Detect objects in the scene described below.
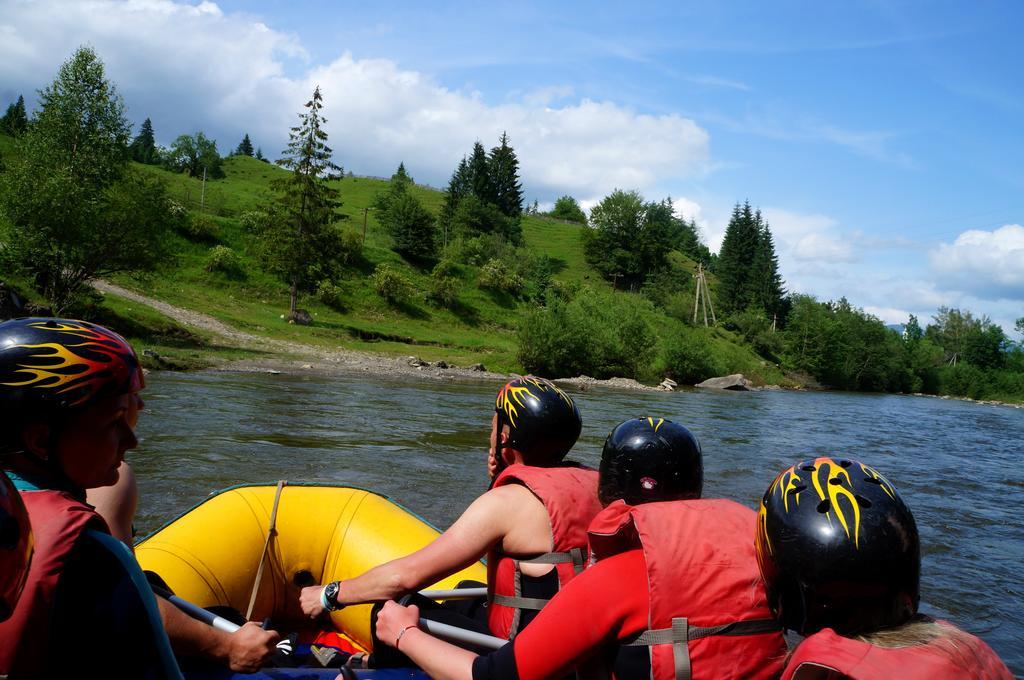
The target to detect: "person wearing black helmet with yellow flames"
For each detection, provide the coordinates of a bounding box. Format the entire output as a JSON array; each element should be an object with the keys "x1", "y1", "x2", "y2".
[
  {"x1": 301, "y1": 375, "x2": 599, "y2": 643},
  {"x1": 374, "y1": 417, "x2": 787, "y2": 680},
  {"x1": 0, "y1": 317, "x2": 279, "y2": 677},
  {"x1": 757, "y1": 457, "x2": 1011, "y2": 679}
]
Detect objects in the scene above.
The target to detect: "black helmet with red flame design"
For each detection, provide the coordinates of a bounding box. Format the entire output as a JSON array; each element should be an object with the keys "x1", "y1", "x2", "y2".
[
  {"x1": 0, "y1": 318, "x2": 144, "y2": 450},
  {"x1": 598, "y1": 418, "x2": 703, "y2": 506},
  {"x1": 0, "y1": 470, "x2": 33, "y2": 621},
  {"x1": 756, "y1": 457, "x2": 920, "y2": 636},
  {"x1": 494, "y1": 376, "x2": 581, "y2": 465}
]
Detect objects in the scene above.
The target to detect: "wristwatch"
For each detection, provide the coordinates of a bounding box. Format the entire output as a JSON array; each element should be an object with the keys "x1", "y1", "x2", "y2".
[{"x1": 321, "y1": 581, "x2": 343, "y2": 611}]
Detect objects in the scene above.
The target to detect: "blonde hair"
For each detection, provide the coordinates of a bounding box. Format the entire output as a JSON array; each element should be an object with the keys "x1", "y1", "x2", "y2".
[
  {"x1": 856, "y1": 617, "x2": 949, "y2": 648},
  {"x1": 854, "y1": 617, "x2": 990, "y2": 668}
]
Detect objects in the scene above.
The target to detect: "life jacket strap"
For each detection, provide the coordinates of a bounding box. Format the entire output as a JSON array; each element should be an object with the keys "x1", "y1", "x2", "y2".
[
  {"x1": 623, "y1": 617, "x2": 780, "y2": 680},
  {"x1": 489, "y1": 547, "x2": 586, "y2": 638}
]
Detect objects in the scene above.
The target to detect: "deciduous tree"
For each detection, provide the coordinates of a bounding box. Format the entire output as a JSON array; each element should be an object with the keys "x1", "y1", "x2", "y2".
[
  {"x1": 0, "y1": 47, "x2": 172, "y2": 313},
  {"x1": 551, "y1": 195, "x2": 586, "y2": 224},
  {"x1": 164, "y1": 131, "x2": 224, "y2": 178}
]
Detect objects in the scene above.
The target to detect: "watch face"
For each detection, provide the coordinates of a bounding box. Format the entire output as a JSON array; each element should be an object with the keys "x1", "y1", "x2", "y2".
[{"x1": 325, "y1": 582, "x2": 339, "y2": 604}]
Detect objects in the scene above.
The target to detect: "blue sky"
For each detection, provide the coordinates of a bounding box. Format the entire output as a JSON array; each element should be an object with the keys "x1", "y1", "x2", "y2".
[{"x1": 1, "y1": 0, "x2": 1021, "y2": 332}]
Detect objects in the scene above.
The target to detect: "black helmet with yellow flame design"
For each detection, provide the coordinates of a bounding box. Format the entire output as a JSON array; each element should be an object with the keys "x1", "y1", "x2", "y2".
[
  {"x1": 756, "y1": 457, "x2": 920, "y2": 636},
  {"x1": 494, "y1": 376, "x2": 581, "y2": 465},
  {"x1": 598, "y1": 417, "x2": 703, "y2": 506},
  {"x1": 0, "y1": 318, "x2": 144, "y2": 448},
  {"x1": 0, "y1": 470, "x2": 32, "y2": 621}
]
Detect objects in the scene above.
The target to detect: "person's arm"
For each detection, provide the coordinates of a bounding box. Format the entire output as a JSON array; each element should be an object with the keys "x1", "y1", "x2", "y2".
[
  {"x1": 300, "y1": 485, "x2": 529, "y2": 616},
  {"x1": 87, "y1": 461, "x2": 138, "y2": 548},
  {"x1": 375, "y1": 550, "x2": 649, "y2": 680},
  {"x1": 156, "y1": 597, "x2": 281, "y2": 673}
]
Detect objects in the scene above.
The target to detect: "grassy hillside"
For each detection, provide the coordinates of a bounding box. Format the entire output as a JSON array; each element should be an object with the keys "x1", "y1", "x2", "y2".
[{"x1": 1, "y1": 132, "x2": 780, "y2": 382}]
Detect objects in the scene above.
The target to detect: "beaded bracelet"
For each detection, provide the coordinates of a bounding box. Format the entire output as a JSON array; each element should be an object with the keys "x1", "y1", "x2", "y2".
[{"x1": 395, "y1": 624, "x2": 419, "y2": 649}]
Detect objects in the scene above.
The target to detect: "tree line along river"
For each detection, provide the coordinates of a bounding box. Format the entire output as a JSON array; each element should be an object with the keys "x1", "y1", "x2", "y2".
[{"x1": 129, "y1": 371, "x2": 1024, "y2": 673}]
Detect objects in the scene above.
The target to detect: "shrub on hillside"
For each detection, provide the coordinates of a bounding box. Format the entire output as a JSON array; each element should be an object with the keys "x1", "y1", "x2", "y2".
[
  {"x1": 426, "y1": 276, "x2": 459, "y2": 309},
  {"x1": 517, "y1": 289, "x2": 658, "y2": 380},
  {"x1": 446, "y1": 234, "x2": 515, "y2": 267},
  {"x1": 432, "y1": 258, "x2": 461, "y2": 280},
  {"x1": 204, "y1": 245, "x2": 244, "y2": 278},
  {"x1": 726, "y1": 308, "x2": 782, "y2": 361},
  {"x1": 178, "y1": 213, "x2": 219, "y2": 243},
  {"x1": 478, "y1": 258, "x2": 524, "y2": 295},
  {"x1": 372, "y1": 264, "x2": 415, "y2": 305},
  {"x1": 239, "y1": 210, "x2": 270, "y2": 233},
  {"x1": 316, "y1": 279, "x2": 345, "y2": 310},
  {"x1": 661, "y1": 326, "x2": 724, "y2": 385}
]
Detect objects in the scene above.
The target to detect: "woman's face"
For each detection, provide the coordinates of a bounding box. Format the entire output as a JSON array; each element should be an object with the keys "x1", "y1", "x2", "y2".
[{"x1": 53, "y1": 390, "x2": 143, "y2": 489}]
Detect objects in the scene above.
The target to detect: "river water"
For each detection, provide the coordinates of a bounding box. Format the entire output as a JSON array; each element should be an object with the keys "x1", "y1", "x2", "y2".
[{"x1": 129, "y1": 371, "x2": 1024, "y2": 673}]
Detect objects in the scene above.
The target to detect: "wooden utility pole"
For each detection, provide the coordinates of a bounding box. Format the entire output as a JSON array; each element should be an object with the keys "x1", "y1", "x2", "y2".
[
  {"x1": 692, "y1": 263, "x2": 717, "y2": 327},
  {"x1": 200, "y1": 166, "x2": 207, "y2": 213},
  {"x1": 362, "y1": 207, "x2": 370, "y2": 244}
]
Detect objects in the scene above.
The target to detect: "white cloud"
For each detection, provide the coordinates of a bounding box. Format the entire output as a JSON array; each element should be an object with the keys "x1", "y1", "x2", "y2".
[
  {"x1": 929, "y1": 224, "x2": 1024, "y2": 300},
  {"x1": 761, "y1": 208, "x2": 856, "y2": 263},
  {"x1": 0, "y1": 0, "x2": 710, "y2": 202}
]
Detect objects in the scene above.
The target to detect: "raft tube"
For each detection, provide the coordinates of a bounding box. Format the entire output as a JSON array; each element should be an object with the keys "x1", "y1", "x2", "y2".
[{"x1": 136, "y1": 483, "x2": 488, "y2": 652}]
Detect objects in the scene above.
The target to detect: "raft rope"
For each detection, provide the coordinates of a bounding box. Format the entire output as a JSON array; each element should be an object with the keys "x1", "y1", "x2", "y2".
[{"x1": 246, "y1": 479, "x2": 287, "y2": 620}]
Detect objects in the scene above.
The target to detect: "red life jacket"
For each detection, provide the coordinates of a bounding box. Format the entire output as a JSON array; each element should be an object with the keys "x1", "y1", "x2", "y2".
[
  {"x1": 588, "y1": 499, "x2": 787, "y2": 680},
  {"x1": 783, "y1": 625, "x2": 1012, "y2": 680},
  {"x1": 0, "y1": 480, "x2": 109, "y2": 676},
  {"x1": 487, "y1": 464, "x2": 602, "y2": 639}
]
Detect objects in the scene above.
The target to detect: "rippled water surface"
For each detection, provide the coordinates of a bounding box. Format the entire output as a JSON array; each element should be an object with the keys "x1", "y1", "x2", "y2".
[{"x1": 131, "y1": 371, "x2": 1024, "y2": 672}]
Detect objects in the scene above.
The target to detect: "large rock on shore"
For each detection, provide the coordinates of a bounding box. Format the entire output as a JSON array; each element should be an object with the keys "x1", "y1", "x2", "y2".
[{"x1": 696, "y1": 374, "x2": 752, "y2": 391}]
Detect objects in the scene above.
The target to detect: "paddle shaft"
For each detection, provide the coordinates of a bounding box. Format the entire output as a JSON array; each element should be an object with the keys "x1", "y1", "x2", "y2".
[
  {"x1": 154, "y1": 586, "x2": 505, "y2": 651},
  {"x1": 418, "y1": 587, "x2": 488, "y2": 600},
  {"x1": 152, "y1": 585, "x2": 241, "y2": 633}
]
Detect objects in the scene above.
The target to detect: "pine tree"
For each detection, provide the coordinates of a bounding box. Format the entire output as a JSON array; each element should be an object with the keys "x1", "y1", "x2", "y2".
[
  {"x1": 467, "y1": 141, "x2": 495, "y2": 204},
  {"x1": 716, "y1": 201, "x2": 762, "y2": 314},
  {"x1": 257, "y1": 86, "x2": 343, "y2": 317},
  {"x1": 440, "y1": 156, "x2": 470, "y2": 245},
  {"x1": 0, "y1": 95, "x2": 28, "y2": 136},
  {"x1": 255, "y1": 147, "x2": 267, "y2": 162},
  {"x1": 391, "y1": 161, "x2": 412, "y2": 188},
  {"x1": 129, "y1": 117, "x2": 158, "y2": 164},
  {"x1": 750, "y1": 212, "x2": 785, "y2": 318},
  {"x1": 235, "y1": 133, "x2": 254, "y2": 157},
  {"x1": 489, "y1": 132, "x2": 523, "y2": 218}
]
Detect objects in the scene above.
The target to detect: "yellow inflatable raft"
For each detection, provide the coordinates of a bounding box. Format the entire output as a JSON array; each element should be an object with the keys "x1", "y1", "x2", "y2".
[{"x1": 135, "y1": 483, "x2": 487, "y2": 650}]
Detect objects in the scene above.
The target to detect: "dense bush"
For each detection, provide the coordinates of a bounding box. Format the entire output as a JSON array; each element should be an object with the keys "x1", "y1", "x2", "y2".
[
  {"x1": 661, "y1": 326, "x2": 724, "y2": 384},
  {"x1": 203, "y1": 245, "x2": 243, "y2": 277},
  {"x1": 517, "y1": 289, "x2": 658, "y2": 380},
  {"x1": 316, "y1": 279, "x2": 345, "y2": 310},
  {"x1": 178, "y1": 213, "x2": 219, "y2": 243},
  {"x1": 371, "y1": 264, "x2": 415, "y2": 305},
  {"x1": 426, "y1": 276, "x2": 459, "y2": 309},
  {"x1": 478, "y1": 258, "x2": 524, "y2": 295}
]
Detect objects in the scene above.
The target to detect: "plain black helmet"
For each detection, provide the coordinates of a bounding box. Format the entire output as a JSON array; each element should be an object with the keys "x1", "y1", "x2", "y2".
[
  {"x1": 598, "y1": 418, "x2": 703, "y2": 506},
  {"x1": 755, "y1": 457, "x2": 920, "y2": 636},
  {"x1": 494, "y1": 376, "x2": 581, "y2": 465},
  {"x1": 0, "y1": 318, "x2": 144, "y2": 453},
  {"x1": 0, "y1": 471, "x2": 33, "y2": 621}
]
